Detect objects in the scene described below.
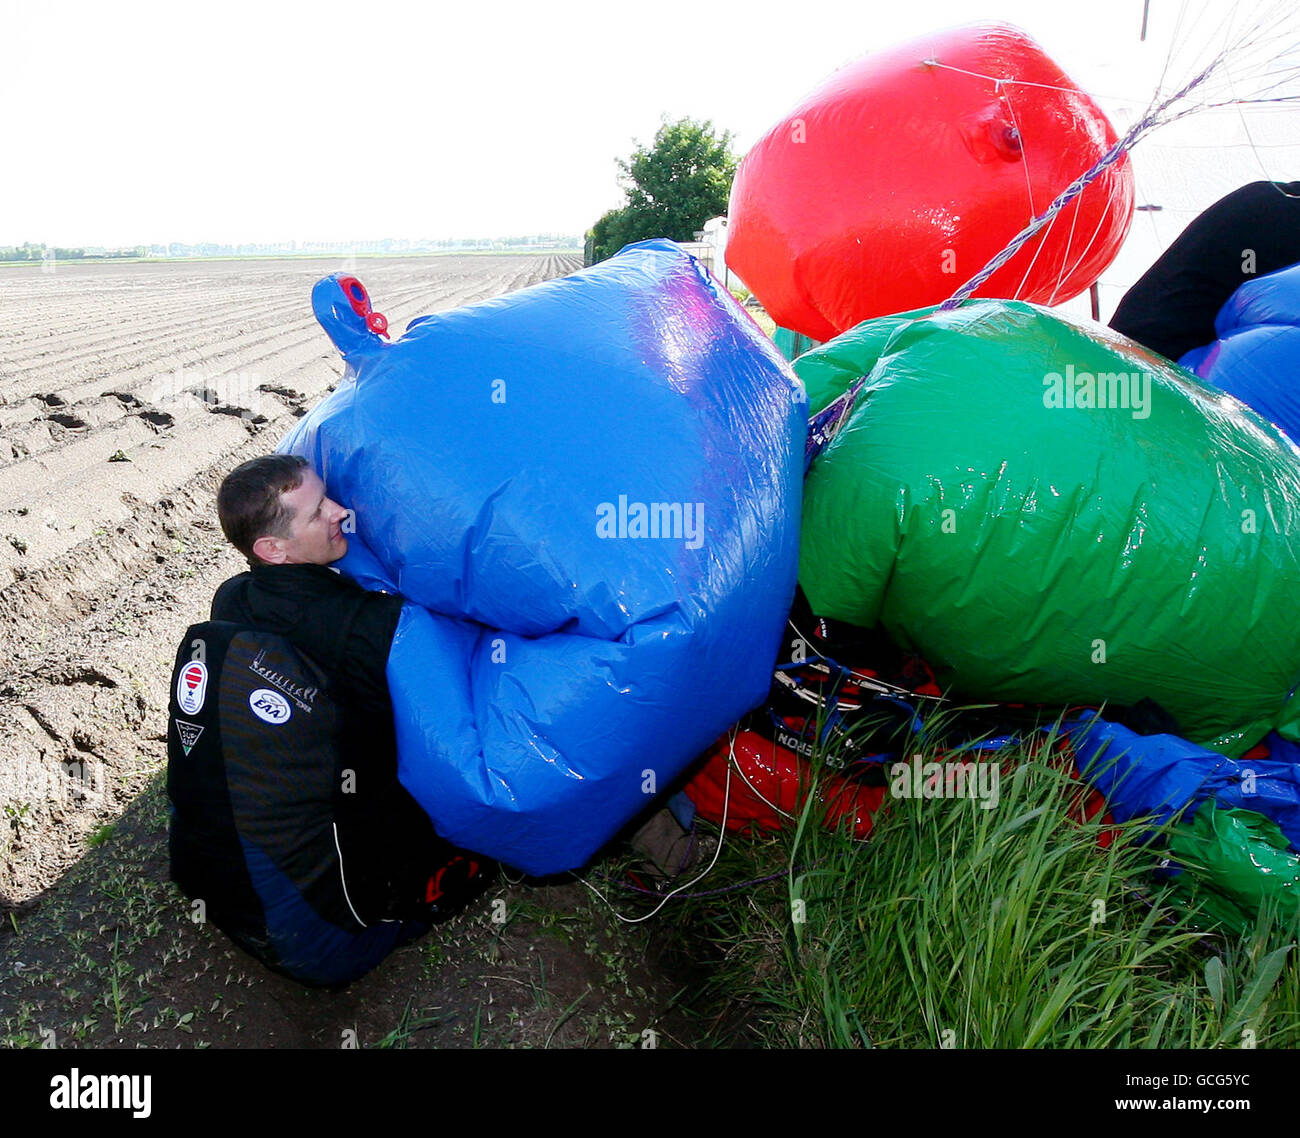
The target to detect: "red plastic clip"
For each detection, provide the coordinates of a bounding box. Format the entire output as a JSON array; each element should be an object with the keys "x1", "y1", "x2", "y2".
[{"x1": 337, "y1": 275, "x2": 390, "y2": 340}]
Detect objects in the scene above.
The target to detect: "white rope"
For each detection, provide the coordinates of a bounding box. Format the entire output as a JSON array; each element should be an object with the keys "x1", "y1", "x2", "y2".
[
  {"x1": 572, "y1": 730, "x2": 737, "y2": 924},
  {"x1": 934, "y1": 0, "x2": 1300, "y2": 313}
]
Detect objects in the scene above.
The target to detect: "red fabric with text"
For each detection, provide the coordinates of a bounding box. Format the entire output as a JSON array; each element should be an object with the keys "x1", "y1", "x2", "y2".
[{"x1": 685, "y1": 730, "x2": 886, "y2": 839}]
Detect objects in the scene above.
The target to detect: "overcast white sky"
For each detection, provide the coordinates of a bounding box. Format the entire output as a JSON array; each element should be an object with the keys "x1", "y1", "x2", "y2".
[{"x1": 0, "y1": 0, "x2": 1294, "y2": 246}]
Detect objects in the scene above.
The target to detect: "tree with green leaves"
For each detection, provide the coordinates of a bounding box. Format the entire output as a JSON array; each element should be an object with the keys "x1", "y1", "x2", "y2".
[{"x1": 587, "y1": 117, "x2": 737, "y2": 264}]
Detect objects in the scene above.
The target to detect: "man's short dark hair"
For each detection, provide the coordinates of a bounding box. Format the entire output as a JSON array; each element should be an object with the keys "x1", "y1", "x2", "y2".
[{"x1": 217, "y1": 454, "x2": 310, "y2": 562}]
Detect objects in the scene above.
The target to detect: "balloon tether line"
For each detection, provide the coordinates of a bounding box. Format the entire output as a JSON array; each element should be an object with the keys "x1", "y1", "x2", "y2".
[{"x1": 937, "y1": 56, "x2": 1222, "y2": 312}]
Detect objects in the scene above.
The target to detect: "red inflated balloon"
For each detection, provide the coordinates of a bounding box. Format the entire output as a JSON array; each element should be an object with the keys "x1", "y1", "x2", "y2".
[{"x1": 726, "y1": 23, "x2": 1134, "y2": 340}]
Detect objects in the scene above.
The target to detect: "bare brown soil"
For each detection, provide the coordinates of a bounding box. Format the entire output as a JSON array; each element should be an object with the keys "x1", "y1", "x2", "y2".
[{"x1": 0, "y1": 254, "x2": 707, "y2": 1049}]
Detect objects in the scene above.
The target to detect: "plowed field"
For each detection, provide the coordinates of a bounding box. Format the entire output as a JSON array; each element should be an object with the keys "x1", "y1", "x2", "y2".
[{"x1": 0, "y1": 254, "x2": 704, "y2": 1049}]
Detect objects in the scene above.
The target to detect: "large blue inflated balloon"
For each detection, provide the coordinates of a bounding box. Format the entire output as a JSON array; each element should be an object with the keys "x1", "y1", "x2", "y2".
[
  {"x1": 279, "y1": 240, "x2": 806, "y2": 874},
  {"x1": 1181, "y1": 260, "x2": 1300, "y2": 440}
]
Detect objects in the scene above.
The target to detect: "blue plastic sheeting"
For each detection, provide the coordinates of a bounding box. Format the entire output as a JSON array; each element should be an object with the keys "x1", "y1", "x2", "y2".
[
  {"x1": 1069, "y1": 711, "x2": 1300, "y2": 852},
  {"x1": 279, "y1": 240, "x2": 806, "y2": 874},
  {"x1": 1180, "y1": 261, "x2": 1300, "y2": 441}
]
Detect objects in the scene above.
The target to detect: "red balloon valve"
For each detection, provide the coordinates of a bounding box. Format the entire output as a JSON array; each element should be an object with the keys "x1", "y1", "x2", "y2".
[{"x1": 337, "y1": 275, "x2": 391, "y2": 340}]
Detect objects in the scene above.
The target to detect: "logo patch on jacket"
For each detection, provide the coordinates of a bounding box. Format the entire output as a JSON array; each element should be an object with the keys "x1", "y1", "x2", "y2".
[
  {"x1": 174, "y1": 719, "x2": 204, "y2": 755},
  {"x1": 177, "y1": 661, "x2": 208, "y2": 715},
  {"x1": 249, "y1": 688, "x2": 292, "y2": 725},
  {"x1": 248, "y1": 649, "x2": 319, "y2": 712}
]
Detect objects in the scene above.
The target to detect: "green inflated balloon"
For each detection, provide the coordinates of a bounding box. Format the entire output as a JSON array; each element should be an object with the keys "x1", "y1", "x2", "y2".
[
  {"x1": 796, "y1": 300, "x2": 1300, "y2": 755},
  {"x1": 1166, "y1": 802, "x2": 1300, "y2": 934}
]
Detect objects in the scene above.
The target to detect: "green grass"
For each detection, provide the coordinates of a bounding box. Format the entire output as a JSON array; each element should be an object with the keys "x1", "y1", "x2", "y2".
[
  {"x1": 371, "y1": 999, "x2": 447, "y2": 1049},
  {"x1": 13, "y1": 709, "x2": 1297, "y2": 1049},
  {"x1": 728, "y1": 285, "x2": 777, "y2": 338},
  {"x1": 658, "y1": 733, "x2": 1300, "y2": 1048},
  {"x1": 87, "y1": 822, "x2": 116, "y2": 847}
]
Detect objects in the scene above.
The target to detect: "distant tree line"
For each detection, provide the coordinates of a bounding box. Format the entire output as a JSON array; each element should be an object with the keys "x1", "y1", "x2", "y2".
[
  {"x1": 1, "y1": 238, "x2": 582, "y2": 262},
  {"x1": 0, "y1": 243, "x2": 148, "y2": 262}
]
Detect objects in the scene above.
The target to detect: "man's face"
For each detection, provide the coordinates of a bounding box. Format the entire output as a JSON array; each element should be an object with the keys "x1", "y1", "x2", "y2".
[{"x1": 252, "y1": 469, "x2": 349, "y2": 566}]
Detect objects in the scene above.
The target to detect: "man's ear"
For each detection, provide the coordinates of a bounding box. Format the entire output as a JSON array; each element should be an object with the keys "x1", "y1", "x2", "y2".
[{"x1": 251, "y1": 534, "x2": 287, "y2": 565}]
